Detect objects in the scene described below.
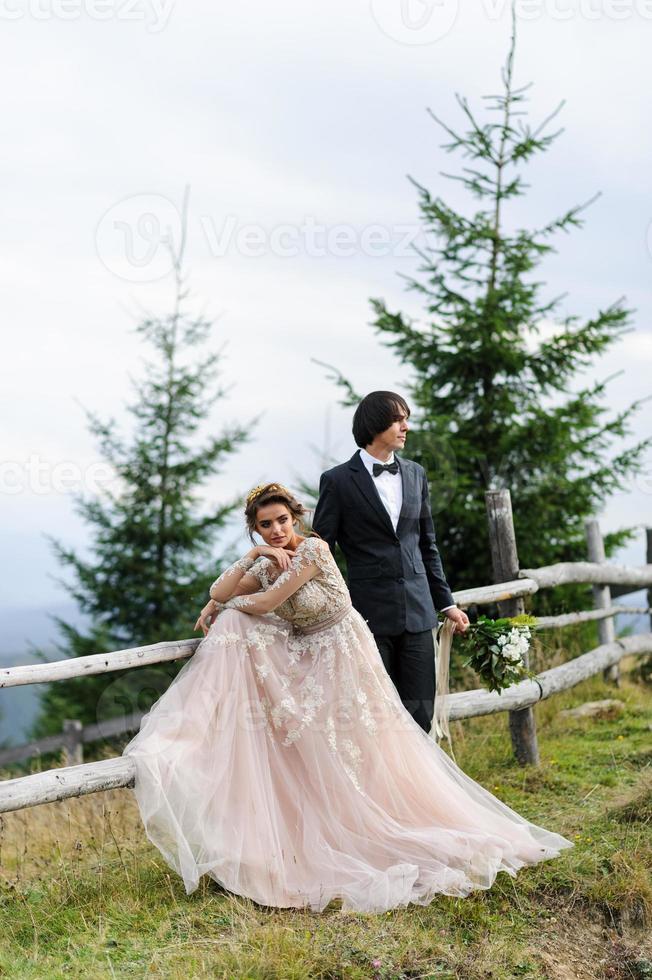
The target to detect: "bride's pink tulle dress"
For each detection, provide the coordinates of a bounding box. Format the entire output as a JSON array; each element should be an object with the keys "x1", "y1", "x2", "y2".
[{"x1": 122, "y1": 536, "x2": 573, "y2": 913}]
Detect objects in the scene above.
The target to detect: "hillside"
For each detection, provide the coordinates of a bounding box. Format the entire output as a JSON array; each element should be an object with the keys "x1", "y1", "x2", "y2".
[{"x1": 1, "y1": 673, "x2": 650, "y2": 979}]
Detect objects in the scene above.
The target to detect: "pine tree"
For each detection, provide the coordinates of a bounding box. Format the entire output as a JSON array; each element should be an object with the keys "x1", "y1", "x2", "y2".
[
  {"x1": 32, "y1": 190, "x2": 255, "y2": 737},
  {"x1": 323, "y1": 11, "x2": 651, "y2": 619}
]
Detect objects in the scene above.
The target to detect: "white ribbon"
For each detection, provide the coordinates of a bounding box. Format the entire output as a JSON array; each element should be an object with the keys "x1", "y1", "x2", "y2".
[{"x1": 429, "y1": 617, "x2": 457, "y2": 760}]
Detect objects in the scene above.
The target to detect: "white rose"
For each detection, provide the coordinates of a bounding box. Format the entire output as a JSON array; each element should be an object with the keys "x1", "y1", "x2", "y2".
[{"x1": 503, "y1": 645, "x2": 523, "y2": 664}]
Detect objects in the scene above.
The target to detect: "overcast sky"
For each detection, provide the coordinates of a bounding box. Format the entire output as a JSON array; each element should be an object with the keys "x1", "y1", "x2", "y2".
[{"x1": 1, "y1": 0, "x2": 651, "y2": 612}]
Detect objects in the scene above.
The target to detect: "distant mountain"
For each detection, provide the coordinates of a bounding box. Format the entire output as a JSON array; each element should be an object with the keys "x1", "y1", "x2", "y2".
[
  {"x1": 0, "y1": 602, "x2": 89, "y2": 747},
  {"x1": 0, "y1": 601, "x2": 88, "y2": 663}
]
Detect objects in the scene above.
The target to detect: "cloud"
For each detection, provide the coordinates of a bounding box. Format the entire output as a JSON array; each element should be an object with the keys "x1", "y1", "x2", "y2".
[{"x1": 1, "y1": 1, "x2": 650, "y2": 609}]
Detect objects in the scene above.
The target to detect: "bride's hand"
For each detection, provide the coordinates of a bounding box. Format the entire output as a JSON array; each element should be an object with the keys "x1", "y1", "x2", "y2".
[
  {"x1": 255, "y1": 545, "x2": 296, "y2": 572},
  {"x1": 194, "y1": 600, "x2": 218, "y2": 636}
]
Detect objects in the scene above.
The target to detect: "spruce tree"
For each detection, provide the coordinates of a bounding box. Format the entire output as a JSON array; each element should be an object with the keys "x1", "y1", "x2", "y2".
[
  {"x1": 32, "y1": 192, "x2": 254, "y2": 737},
  {"x1": 323, "y1": 12, "x2": 650, "y2": 619}
]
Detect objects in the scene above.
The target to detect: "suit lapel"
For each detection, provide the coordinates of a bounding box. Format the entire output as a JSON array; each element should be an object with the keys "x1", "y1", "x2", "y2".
[
  {"x1": 396, "y1": 457, "x2": 417, "y2": 535},
  {"x1": 348, "y1": 450, "x2": 397, "y2": 538}
]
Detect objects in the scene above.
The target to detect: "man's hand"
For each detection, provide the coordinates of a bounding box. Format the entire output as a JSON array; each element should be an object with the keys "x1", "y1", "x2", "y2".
[{"x1": 443, "y1": 605, "x2": 470, "y2": 634}]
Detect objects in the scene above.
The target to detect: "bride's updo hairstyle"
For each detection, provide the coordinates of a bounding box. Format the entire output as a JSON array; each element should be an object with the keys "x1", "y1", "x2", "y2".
[{"x1": 244, "y1": 482, "x2": 312, "y2": 544}]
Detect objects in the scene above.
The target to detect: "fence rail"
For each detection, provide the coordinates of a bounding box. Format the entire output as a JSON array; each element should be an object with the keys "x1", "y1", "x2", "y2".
[
  {"x1": 1, "y1": 495, "x2": 650, "y2": 814},
  {"x1": 0, "y1": 638, "x2": 200, "y2": 689},
  {"x1": 3, "y1": 565, "x2": 651, "y2": 692},
  {"x1": 1, "y1": 632, "x2": 650, "y2": 815},
  {"x1": 2, "y1": 602, "x2": 649, "y2": 770},
  {"x1": 0, "y1": 710, "x2": 146, "y2": 767}
]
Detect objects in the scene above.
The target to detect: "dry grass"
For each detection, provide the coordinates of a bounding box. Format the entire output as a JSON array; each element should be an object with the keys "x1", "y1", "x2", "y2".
[{"x1": 0, "y1": 672, "x2": 651, "y2": 979}]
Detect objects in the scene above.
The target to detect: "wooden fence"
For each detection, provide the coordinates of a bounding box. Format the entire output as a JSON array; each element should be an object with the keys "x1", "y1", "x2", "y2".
[
  {"x1": 0, "y1": 711, "x2": 146, "y2": 768},
  {"x1": 1, "y1": 490, "x2": 651, "y2": 814}
]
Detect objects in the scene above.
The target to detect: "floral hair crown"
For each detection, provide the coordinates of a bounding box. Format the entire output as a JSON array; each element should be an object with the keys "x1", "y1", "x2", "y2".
[{"x1": 245, "y1": 482, "x2": 290, "y2": 507}]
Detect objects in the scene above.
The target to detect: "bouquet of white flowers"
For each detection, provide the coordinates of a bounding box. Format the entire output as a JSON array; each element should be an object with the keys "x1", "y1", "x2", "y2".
[{"x1": 458, "y1": 614, "x2": 537, "y2": 694}]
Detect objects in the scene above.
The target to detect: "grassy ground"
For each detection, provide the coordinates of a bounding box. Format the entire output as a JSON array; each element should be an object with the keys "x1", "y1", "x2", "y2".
[{"x1": 0, "y1": 671, "x2": 650, "y2": 979}]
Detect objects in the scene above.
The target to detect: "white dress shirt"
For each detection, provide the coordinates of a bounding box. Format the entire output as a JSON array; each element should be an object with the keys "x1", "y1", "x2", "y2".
[
  {"x1": 360, "y1": 447, "x2": 455, "y2": 613},
  {"x1": 359, "y1": 446, "x2": 402, "y2": 531}
]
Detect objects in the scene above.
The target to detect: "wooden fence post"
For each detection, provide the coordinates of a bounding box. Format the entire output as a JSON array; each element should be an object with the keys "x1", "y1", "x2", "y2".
[
  {"x1": 485, "y1": 489, "x2": 540, "y2": 766},
  {"x1": 585, "y1": 519, "x2": 618, "y2": 685},
  {"x1": 62, "y1": 719, "x2": 83, "y2": 766}
]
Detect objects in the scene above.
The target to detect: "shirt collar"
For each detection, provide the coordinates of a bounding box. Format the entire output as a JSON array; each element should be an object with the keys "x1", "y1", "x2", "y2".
[{"x1": 360, "y1": 447, "x2": 395, "y2": 469}]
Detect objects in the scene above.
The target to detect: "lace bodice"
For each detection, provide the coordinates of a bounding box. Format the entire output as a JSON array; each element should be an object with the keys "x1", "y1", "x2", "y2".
[
  {"x1": 251, "y1": 537, "x2": 350, "y2": 628},
  {"x1": 211, "y1": 536, "x2": 351, "y2": 629}
]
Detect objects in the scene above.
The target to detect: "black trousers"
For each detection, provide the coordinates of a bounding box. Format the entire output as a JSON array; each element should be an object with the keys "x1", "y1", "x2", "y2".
[{"x1": 372, "y1": 628, "x2": 435, "y2": 733}]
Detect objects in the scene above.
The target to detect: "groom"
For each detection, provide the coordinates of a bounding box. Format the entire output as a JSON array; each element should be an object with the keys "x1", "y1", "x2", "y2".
[{"x1": 312, "y1": 390, "x2": 469, "y2": 733}]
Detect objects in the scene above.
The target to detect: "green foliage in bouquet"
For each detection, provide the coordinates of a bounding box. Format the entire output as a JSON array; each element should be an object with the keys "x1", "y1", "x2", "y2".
[{"x1": 459, "y1": 614, "x2": 538, "y2": 694}]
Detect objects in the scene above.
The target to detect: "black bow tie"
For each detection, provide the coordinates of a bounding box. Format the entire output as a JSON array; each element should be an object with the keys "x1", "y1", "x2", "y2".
[{"x1": 372, "y1": 460, "x2": 399, "y2": 477}]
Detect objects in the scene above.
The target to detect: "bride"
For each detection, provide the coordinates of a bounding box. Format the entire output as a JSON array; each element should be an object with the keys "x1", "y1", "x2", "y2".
[{"x1": 122, "y1": 482, "x2": 573, "y2": 913}]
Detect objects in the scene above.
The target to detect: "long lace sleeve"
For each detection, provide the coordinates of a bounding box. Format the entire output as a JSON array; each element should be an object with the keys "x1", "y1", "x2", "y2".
[
  {"x1": 209, "y1": 555, "x2": 258, "y2": 603},
  {"x1": 223, "y1": 539, "x2": 324, "y2": 616}
]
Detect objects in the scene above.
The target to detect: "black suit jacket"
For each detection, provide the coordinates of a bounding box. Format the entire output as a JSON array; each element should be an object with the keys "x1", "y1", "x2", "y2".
[{"x1": 312, "y1": 449, "x2": 455, "y2": 634}]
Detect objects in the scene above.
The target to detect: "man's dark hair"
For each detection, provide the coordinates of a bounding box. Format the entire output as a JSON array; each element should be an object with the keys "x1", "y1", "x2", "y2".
[{"x1": 352, "y1": 391, "x2": 411, "y2": 448}]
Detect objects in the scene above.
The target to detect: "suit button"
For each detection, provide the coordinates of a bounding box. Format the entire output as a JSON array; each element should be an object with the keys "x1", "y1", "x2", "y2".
[{"x1": 397, "y1": 576, "x2": 405, "y2": 584}]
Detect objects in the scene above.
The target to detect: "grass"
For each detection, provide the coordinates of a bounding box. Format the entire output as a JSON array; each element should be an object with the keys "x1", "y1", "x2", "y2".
[{"x1": 0, "y1": 671, "x2": 651, "y2": 979}]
